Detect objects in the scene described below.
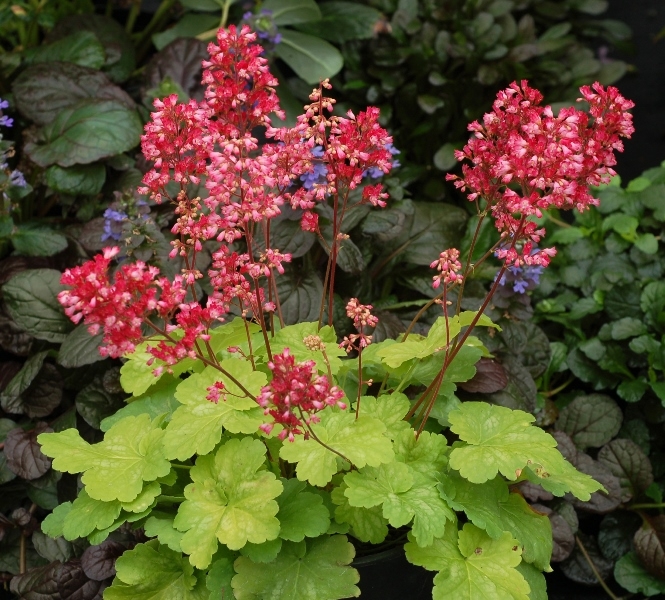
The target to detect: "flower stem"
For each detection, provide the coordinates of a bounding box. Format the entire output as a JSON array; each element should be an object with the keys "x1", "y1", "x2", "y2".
[{"x1": 575, "y1": 536, "x2": 621, "y2": 600}]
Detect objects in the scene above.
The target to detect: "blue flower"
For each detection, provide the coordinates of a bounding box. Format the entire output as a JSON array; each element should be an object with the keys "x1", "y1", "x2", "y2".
[
  {"x1": 0, "y1": 115, "x2": 13, "y2": 128},
  {"x1": 101, "y1": 208, "x2": 128, "y2": 242},
  {"x1": 0, "y1": 99, "x2": 8, "y2": 110},
  {"x1": 9, "y1": 170, "x2": 26, "y2": 188}
]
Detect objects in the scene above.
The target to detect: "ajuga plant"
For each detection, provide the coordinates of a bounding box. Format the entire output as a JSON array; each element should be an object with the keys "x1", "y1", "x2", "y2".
[{"x1": 30, "y1": 25, "x2": 634, "y2": 599}]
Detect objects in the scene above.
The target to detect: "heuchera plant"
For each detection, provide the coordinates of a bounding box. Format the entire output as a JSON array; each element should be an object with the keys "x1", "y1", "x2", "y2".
[{"x1": 35, "y1": 25, "x2": 634, "y2": 600}]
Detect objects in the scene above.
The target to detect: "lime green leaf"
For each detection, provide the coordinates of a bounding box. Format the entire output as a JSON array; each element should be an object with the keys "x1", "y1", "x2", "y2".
[
  {"x1": 344, "y1": 463, "x2": 454, "y2": 547},
  {"x1": 62, "y1": 489, "x2": 121, "y2": 540},
  {"x1": 232, "y1": 535, "x2": 360, "y2": 600},
  {"x1": 240, "y1": 539, "x2": 283, "y2": 563},
  {"x1": 279, "y1": 411, "x2": 394, "y2": 486},
  {"x1": 448, "y1": 402, "x2": 602, "y2": 500},
  {"x1": 144, "y1": 511, "x2": 184, "y2": 552},
  {"x1": 405, "y1": 522, "x2": 530, "y2": 600},
  {"x1": 357, "y1": 393, "x2": 410, "y2": 439},
  {"x1": 105, "y1": 540, "x2": 208, "y2": 599},
  {"x1": 275, "y1": 30, "x2": 343, "y2": 84},
  {"x1": 208, "y1": 318, "x2": 260, "y2": 355},
  {"x1": 38, "y1": 415, "x2": 171, "y2": 502},
  {"x1": 262, "y1": 322, "x2": 345, "y2": 374},
  {"x1": 377, "y1": 313, "x2": 498, "y2": 369},
  {"x1": 163, "y1": 362, "x2": 266, "y2": 460},
  {"x1": 101, "y1": 376, "x2": 181, "y2": 432},
  {"x1": 41, "y1": 502, "x2": 72, "y2": 538},
  {"x1": 207, "y1": 557, "x2": 236, "y2": 600},
  {"x1": 439, "y1": 472, "x2": 552, "y2": 571},
  {"x1": 331, "y1": 484, "x2": 388, "y2": 544},
  {"x1": 394, "y1": 429, "x2": 448, "y2": 477},
  {"x1": 277, "y1": 479, "x2": 330, "y2": 542},
  {"x1": 174, "y1": 438, "x2": 283, "y2": 568},
  {"x1": 121, "y1": 481, "x2": 161, "y2": 513},
  {"x1": 516, "y1": 562, "x2": 548, "y2": 600}
]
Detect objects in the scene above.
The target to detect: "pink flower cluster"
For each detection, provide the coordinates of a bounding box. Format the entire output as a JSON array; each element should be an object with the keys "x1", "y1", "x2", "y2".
[
  {"x1": 447, "y1": 80, "x2": 634, "y2": 268},
  {"x1": 430, "y1": 249, "x2": 463, "y2": 289},
  {"x1": 340, "y1": 298, "x2": 378, "y2": 352},
  {"x1": 257, "y1": 349, "x2": 346, "y2": 441},
  {"x1": 58, "y1": 247, "x2": 187, "y2": 358},
  {"x1": 58, "y1": 25, "x2": 394, "y2": 372}
]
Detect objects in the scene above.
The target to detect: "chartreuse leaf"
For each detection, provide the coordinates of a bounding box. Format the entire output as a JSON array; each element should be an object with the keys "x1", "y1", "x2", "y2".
[
  {"x1": 448, "y1": 403, "x2": 602, "y2": 500},
  {"x1": 439, "y1": 472, "x2": 552, "y2": 571},
  {"x1": 260, "y1": 322, "x2": 346, "y2": 374},
  {"x1": 377, "y1": 312, "x2": 499, "y2": 369},
  {"x1": 331, "y1": 483, "x2": 388, "y2": 544},
  {"x1": 356, "y1": 393, "x2": 410, "y2": 439},
  {"x1": 208, "y1": 317, "x2": 260, "y2": 355},
  {"x1": 38, "y1": 414, "x2": 171, "y2": 502},
  {"x1": 344, "y1": 462, "x2": 454, "y2": 547},
  {"x1": 393, "y1": 429, "x2": 448, "y2": 477},
  {"x1": 279, "y1": 410, "x2": 394, "y2": 486},
  {"x1": 174, "y1": 437, "x2": 282, "y2": 568},
  {"x1": 277, "y1": 479, "x2": 330, "y2": 542},
  {"x1": 144, "y1": 511, "x2": 184, "y2": 552},
  {"x1": 105, "y1": 540, "x2": 208, "y2": 599},
  {"x1": 405, "y1": 522, "x2": 530, "y2": 600},
  {"x1": 60, "y1": 489, "x2": 121, "y2": 540},
  {"x1": 232, "y1": 535, "x2": 360, "y2": 600},
  {"x1": 41, "y1": 502, "x2": 72, "y2": 538},
  {"x1": 516, "y1": 562, "x2": 548, "y2": 600},
  {"x1": 163, "y1": 361, "x2": 266, "y2": 460}
]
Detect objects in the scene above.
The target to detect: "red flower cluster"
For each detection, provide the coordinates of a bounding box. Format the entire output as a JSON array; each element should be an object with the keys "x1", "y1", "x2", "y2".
[
  {"x1": 447, "y1": 80, "x2": 634, "y2": 267},
  {"x1": 58, "y1": 247, "x2": 187, "y2": 358},
  {"x1": 257, "y1": 350, "x2": 346, "y2": 442}
]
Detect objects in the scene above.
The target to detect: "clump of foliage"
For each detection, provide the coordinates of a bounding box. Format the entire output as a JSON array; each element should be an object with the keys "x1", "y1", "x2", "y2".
[
  {"x1": 337, "y1": 0, "x2": 632, "y2": 201},
  {"x1": 23, "y1": 24, "x2": 636, "y2": 599},
  {"x1": 507, "y1": 164, "x2": 665, "y2": 597}
]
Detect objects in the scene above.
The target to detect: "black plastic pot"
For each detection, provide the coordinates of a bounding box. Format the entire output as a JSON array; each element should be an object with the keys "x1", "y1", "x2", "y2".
[{"x1": 349, "y1": 546, "x2": 434, "y2": 600}]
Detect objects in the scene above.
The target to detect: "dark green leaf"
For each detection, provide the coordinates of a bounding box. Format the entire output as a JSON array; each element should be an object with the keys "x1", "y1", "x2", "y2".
[
  {"x1": 11, "y1": 225, "x2": 68, "y2": 257},
  {"x1": 25, "y1": 99, "x2": 142, "y2": 168},
  {"x1": 45, "y1": 163, "x2": 106, "y2": 196},
  {"x1": 12, "y1": 62, "x2": 134, "y2": 126},
  {"x1": 58, "y1": 325, "x2": 104, "y2": 369},
  {"x1": 152, "y1": 14, "x2": 220, "y2": 51},
  {"x1": 387, "y1": 201, "x2": 467, "y2": 267},
  {"x1": 617, "y1": 379, "x2": 648, "y2": 403},
  {"x1": 24, "y1": 31, "x2": 105, "y2": 69},
  {"x1": 264, "y1": 0, "x2": 321, "y2": 25},
  {"x1": 615, "y1": 552, "x2": 665, "y2": 596},
  {"x1": 275, "y1": 30, "x2": 343, "y2": 84},
  {"x1": 433, "y1": 143, "x2": 457, "y2": 171},
  {"x1": 566, "y1": 348, "x2": 620, "y2": 390},
  {"x1": 556, "y1": 394, "x2": 622, "y2": 449},
  {"x1": 611, "y1": 317, "x2": 646, "y2": 340},
  {"x1": 2, "y1": 269, "x2": 72, "y2": 342},
  {"x1": 75, "y1": 377, "x2": 125, "y2": 429},
  {"x1": 1, "y1": 361, "x2": 63, "y2": 418},
  {"x1": 497, "y1": 321, "x2": 551, "y2": 378},
  {"x1": 598, "y1": 512, "x2": 642, "y2": 562},
  {"x1": 294, "y1": 2, "x2": 382, "y2": 43},
  {"x1": 49, "y1": 14, "x2": 136, "y2": 82},
  {"x1": 31, "y1": 531, "x2": 74, "y2": 563},
  {"x1": 605, "y1": 284, "x2": 641, "y2": 320}
]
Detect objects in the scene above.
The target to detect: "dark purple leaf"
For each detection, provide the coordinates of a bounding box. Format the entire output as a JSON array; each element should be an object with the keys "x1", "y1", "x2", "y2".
[
  {"x1": 560, "y1": 533, "x2": 613, "y2": 585},
  {"x1": 634, "y1": 516, "x2": 665, "y2": 580},
  {"x1": 458, "y1": 358, "x2": 508, "y2": 393},
  {"x1": 9, "y1": 561, "x2": 60, "y2": 599},
  {"x1": 4, "y1": 423, "x2": 53, "y2": 480},
  {"x1": 77, "y1": 219, "x2": 107, "y2": 254},
  {"x1": 0, "y1": 362, "x2": 22, "y2": 393},
  {"x1": 57, "y1": 560, "x2": 106, "y2": 600},
  {"x1": 0, "y1": 257, "x2": 55, "y2": 287},
  {"x1": 80, "y1": 540, "x2": 126, "y2": 581},
  {"x1": 570, "y1": 452, "x2": 622, "y2": 514},
  {"x1": 531, "y1": 503, "x2": 574, "y2": 562},
  {"x1": 514, "y1": 481, "x2": 553, "y2": 502},
  {"x1": 2, "y1": 361, "x2": 63, "y2": 419},
  {"x1": 598, "y1": 438, "x2": 653, "y2": 503},
  {"x1": 143, "y1": 38, "x2": 208, "y2": 100},
  {"x1": 598, "y1": 511, "x2": 642, "y2": 562},
  {"x1": 0, "y1": 303, "x2": 34, "y2": 356},
  {"x1": 487, "y1": 356, "x2": 537, "y2": 412},
  {"x1": 556, "y1": 393, "x2": 623, "y2": 450},
  {"x1": 551, "y1": 430, "x2": 578, "y2": 463},
  {"x1": 372, "y1": 311, "x2": 406, "y2": 343}
]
